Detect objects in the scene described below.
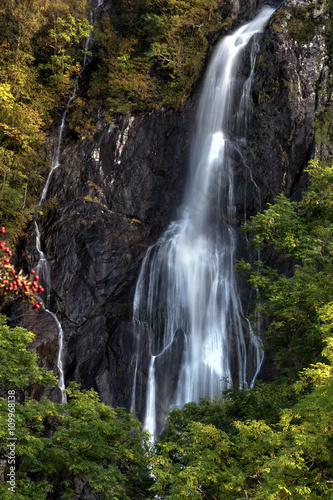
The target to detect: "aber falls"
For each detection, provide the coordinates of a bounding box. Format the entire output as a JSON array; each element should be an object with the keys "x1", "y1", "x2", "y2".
[
  {"x1": 4, "y1": 0, "x2": 332, "y2": 434},
  {"x1": 131, "y1": 7, "x2": 274, "y2": 439}
]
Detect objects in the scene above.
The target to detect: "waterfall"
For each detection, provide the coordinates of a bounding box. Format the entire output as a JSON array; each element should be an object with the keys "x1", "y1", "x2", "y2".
[
  {"x1": 34, "y1": 107, "x2": 69, "y2": 404},
  {"x1": 132, "y1": 6, "x2": 275, "y2": 439},
  {"x1": 34, "y1": 98, "x2": 72, "y2": 403},
  {"x1": 83, "y1": 12, "x2": 93, "y2": 66},
  {"x1": 34, "y1": 24, "x2": 93, "y2": 404},
  {"x1": 144, "y1": 356, "x2": 157, "y2": 438}
]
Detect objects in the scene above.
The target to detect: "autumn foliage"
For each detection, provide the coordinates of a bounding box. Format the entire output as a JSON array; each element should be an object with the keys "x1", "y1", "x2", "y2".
[{"x1": 0, "y1": 226, "x2": 43, "y2": 309}]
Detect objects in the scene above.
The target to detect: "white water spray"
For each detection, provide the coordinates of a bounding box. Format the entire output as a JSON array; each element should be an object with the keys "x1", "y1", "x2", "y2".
[
  {"x1": 132, "y1": 7, "x2": 275, "y2": 439},
  {"x1": 34, "y1": 99, "x2": 72, "y2": 403},
  {"x1": 144, "y1": 356, "x2": 156, "y2": 439}
]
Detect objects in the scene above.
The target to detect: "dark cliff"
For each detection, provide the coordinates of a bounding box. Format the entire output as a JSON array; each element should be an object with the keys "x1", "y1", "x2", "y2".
[{"x1": 4, "y1": 0, "x2": 333, "y2": 413}]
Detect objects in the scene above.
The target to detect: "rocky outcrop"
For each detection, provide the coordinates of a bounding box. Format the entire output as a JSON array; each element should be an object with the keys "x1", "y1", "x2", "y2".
[
  {"x1": 4, "y1": 0, "x2": 333, "y2": 417},
  {"x1": 8, "y1": 106, "x2": 194, "y2": 409},
  {"x1": 247, "y1": 0, "x2": 332, "y2": 206}
]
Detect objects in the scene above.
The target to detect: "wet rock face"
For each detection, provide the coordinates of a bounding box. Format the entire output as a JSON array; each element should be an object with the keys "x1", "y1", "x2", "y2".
[
  {"x1": 13, "y1": 107, "x2": 193, "y2": 409},
  {"x1": 246, "y1": 0, "x2": 332, "y2": 208},
  {"x1": 5, "y1": 0, "x2": 332, "y2": 412}
]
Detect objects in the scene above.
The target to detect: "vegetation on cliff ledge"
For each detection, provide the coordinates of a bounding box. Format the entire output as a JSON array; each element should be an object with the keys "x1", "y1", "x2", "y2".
[
  {"x1": 87, "y1": 0, "x2": 227, "y2": 117},
  {"x1": 0, "y1": 0, "x2": 90, "y2": 241},
  {"x1": 0, "y1": 0, "x2": 228, "y2": 242}
]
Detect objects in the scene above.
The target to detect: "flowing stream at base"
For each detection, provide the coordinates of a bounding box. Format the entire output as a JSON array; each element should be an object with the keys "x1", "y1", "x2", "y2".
[{"x1": 131, "y1": 7, "x2": 274, "y2": 440}]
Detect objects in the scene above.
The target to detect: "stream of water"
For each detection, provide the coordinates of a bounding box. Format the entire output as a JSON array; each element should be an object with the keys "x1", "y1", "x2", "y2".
[
  {"x1": 33, "y1": 26, "x2": 93, "y2": 404},
  {"x1": 131, "y1": 6, "x2": 274, "y2": 440}
]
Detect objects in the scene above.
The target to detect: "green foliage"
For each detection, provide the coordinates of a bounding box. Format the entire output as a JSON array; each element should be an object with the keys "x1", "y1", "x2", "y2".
[
  {"x1": 0, "y1": 317, "x2": 153, "y2": 499},
  {"x1": 8, "y1": 385, "x2": 152, "y2": 499},
  {"x1": 0, "y1": 145, "x2": 41, "y2": 241},
  {"x1": 150, "y1": 158, "x2": 333, "y2": 498},
  {"x1": 160, "y1": 380, "x2": 296, "y2": 446},
  {"x1": 236, "y1": 344, "x2": 333, "y2": 499},
  {"x1": 239, "y1": 159, "x2": 333, "y2": 374},
  {"x1": 153, "y1": 421, "x2": 235, "y2": 499},
  {"x1": 39, "y1": 13, "x2": 90, "y2": 86},
  {"x1": 88, "y1": 0, "x2": 225, "y2": 115},
  {"x1": 0, "y1": 0, "x2": 91, "y2": 240},
  {"x1": 0, "y1": 314, "x2": 56, "y2": 392},
  {"x1": 66, "y1": 96, "x2": 95, "y2": 140},
  {"x1": 153, "y1": 341, "x2": 333, "y2": 499}
]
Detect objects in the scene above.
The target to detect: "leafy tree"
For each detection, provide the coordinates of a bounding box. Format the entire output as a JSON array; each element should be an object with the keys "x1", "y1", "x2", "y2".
[
  {"x1": 0, "y1": 0, "x2": 91, "y2": 240},
  {"x1": 140, "y1": 0, "x2": 226, "y2": 106},
  {"x1": 0, "y1": 314, "x2": 56, "y2": 394},
  {"x1": 0, "y1": 385, "x2": 152, "y2": 499},
  {"x1": 88, "y1": 0, "x2": 228, "y2": 116},
  {"x1": 152, "y1": 338, "x2": 333, "y2": 499},
  {"x1": 232, "y1": 336, "x2": 333, "y2": 499},
  {"x1": 0, "y1": 0, "x2": 46, "y2": 58},
  {"x1": 151, "y1": 159, "x2": 333, "y2": 499},
  {"x1": 238, "y1": 159, "x2": 333, "y2": 374},
  {"x1": 159, "y1": 379, "x2": 297, "y2": 448},
  {"x1": 0, "y1": 316, "x2": 153, "y2": 499},
  {"x1": 39, "y1": 13, "x2": 91, "y2": 88}
]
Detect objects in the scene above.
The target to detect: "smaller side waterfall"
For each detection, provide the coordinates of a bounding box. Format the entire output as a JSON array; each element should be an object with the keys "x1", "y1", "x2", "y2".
[
  {"x1": 34, "y1": 99, "x2": 71, "y2": 403},
  {"x1": 83, "y1": 12, "x2": 94, "y2": 66},
  {"x1": 33, "y1": 22, "x2": 94, "y2": 404},
  {"x1": 34, "y1": 100, "x2": 72, "y2": 404}
]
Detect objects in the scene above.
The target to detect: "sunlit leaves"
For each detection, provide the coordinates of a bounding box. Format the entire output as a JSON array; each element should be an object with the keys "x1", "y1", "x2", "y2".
[
  {"x1": 0, "y1": 0, "x2": 91, "y2": 239},
  {"x1": 152, "y1": 159, "x2": 333, "y2": 498},
  {"x1": 89, "y1": 0, "x2": 224, "y2": 114},
  {"x1": 0, "y1": 84, "x2": 15, "y2": 108},
  {"x1": 43, "y1": 14, "x2": 90, "y2": 81},
  {"x1": 154, "y1": 360, "x2": 333, "y2": 498},
  {"x1": 0, "y1": 315, "x2": 57, "y2": 392},
  {"x1": 0, "y1": 320, "x2": 152, "y2": 499},
  {"x1": 240, "y1": 159, "x2": 333, "y2": 373}
]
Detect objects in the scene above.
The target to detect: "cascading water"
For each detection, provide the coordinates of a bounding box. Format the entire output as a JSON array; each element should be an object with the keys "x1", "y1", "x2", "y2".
[
  {"x1": 34, "y1": 25, "x2": 93, "y2": 404},
  {"x1": 132, "y1": 6, "x2": 275, "y2": 440},
  {"x1": 34, "y1": 109, "x2": 68, "y2": 403}
]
